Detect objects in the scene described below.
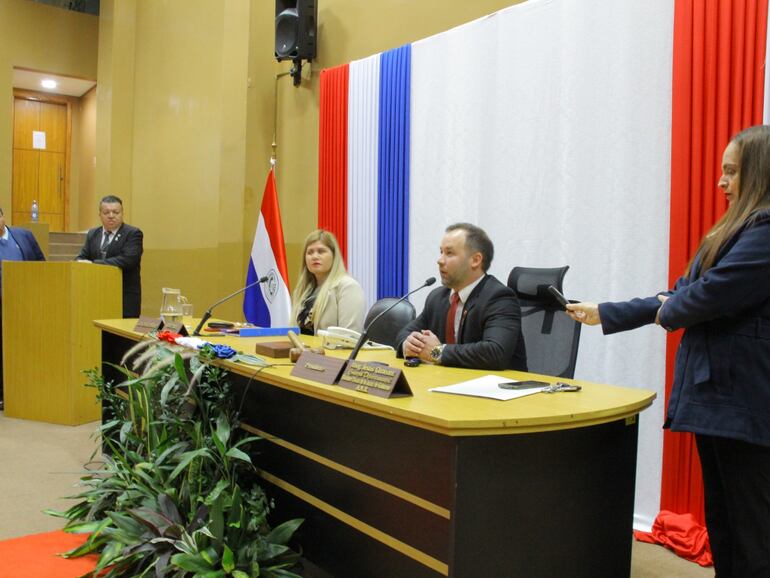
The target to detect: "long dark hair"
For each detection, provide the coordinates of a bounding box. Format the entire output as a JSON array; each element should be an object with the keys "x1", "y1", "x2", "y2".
[{"x1": 687, "y1": 125, "x2": 770, "y2": 276}]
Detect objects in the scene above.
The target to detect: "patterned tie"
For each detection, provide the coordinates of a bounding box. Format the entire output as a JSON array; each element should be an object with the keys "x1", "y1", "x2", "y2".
[
  {"x1": 445, "y1": 292, "x2": 460, "y2": 344},
  {"x1": 100, "y1": 231, "x2": 112, "y2": 257}
]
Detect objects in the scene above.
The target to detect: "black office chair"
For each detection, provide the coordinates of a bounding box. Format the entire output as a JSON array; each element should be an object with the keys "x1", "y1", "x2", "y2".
[
  {"x1": 507, "y1": 266, "x2": 582, "y2": 379},
  {"x1": 364, "y1": 298, "x2": 416, "y2": 348}
]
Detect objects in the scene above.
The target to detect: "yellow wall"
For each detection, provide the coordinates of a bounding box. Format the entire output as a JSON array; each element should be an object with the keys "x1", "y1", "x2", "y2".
[
  {"x1": 96, "y1": 0, "x2": 524, "y2": 320},
  {"x1": 0, "y1": 0, "x2": 98, "y2": 224},
  {"x1": 274, "y1": 0, "x2": 525, "y2": 287},
  {"x1": 97, "y1": 0, "x2": 260, "y2": 320},
  {"x1": 75, "y1": 86, "x2": 97, "y2": 228},
  {"x1": 0, "y1": 0, "x2": 522, "y2": 320}
]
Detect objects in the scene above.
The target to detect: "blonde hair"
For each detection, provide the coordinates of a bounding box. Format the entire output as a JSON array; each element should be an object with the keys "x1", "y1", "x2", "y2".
[
  {"x1": 291, "y1": 230, "x2": 348, "y2": 330},
  {"x1": 687, "y1": 125, "x2": 770, "y2": 276}
]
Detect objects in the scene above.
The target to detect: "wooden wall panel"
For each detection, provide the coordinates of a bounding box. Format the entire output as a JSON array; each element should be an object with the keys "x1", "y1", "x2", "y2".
[
  {"x1": 13, "y1": 98, "x2": 39, "y2": 150},
  {"x1": 39, "y1": 102, "x2": 67, "y2": 153},
  {"x1": 39, "y1": 151, "x2": 65, "y2": 213},
  {"x1": 12, "y1": 149, "x2": 38, "y2": 213}
]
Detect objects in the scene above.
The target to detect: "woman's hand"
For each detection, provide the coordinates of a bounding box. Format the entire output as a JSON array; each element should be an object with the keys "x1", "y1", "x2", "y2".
[
  {"x1": 565, "y1": 302, "x2": 601, "y2": 326},
  {"x1": 654, "y1": 294, "x2": 669, "y2": 325}
]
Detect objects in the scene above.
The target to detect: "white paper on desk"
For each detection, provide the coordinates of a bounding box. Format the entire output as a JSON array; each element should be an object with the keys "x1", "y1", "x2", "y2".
[{"x1": 429, "y1": 374, "x2": 547, "y2": 401}]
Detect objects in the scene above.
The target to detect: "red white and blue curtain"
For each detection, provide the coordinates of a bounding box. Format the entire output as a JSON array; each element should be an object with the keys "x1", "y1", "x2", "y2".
[
  {"x1": 317, "y1": 0, "x2": 769, "y2": 540},
  {"x1": 318, "y1": 46, "x2": 412, "y2": 307}
]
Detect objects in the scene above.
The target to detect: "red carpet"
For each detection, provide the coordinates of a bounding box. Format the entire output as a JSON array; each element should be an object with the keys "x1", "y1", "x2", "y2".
[{"x1": 0, "y1": 530, "x2": 98, "y2": 578}]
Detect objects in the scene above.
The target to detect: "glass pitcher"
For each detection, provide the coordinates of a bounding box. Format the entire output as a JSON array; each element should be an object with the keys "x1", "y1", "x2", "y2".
[{"x1": 160, "y1": 287, "x2": 183, "y2": 325}]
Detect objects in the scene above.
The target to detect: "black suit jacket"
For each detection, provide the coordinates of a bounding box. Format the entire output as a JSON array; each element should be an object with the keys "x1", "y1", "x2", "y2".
[
  {"x1": 395, "y1": 275, "x2": 527, "y2": 371},
  {"x1": 77, "y1": 224, "x2": 143, "y2": 317}
]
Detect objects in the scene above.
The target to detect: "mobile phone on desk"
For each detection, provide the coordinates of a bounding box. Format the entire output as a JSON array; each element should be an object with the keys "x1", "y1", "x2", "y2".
[
  {"x1": 498, "y1": 380, "x2": 549, "y2": 390},
  {"x1": 547, "y1": 285, "x2": 569, "y2": 310}
]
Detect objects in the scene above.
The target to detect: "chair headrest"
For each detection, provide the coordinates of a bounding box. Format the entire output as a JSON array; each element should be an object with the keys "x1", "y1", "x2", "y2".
[{"x1": 507, "y1": 266, "x2": 569, "y2": 306}]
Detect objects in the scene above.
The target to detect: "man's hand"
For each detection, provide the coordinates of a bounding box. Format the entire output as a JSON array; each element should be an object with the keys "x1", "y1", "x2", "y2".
[
  {"x1": 403, "y1": 331, "x2": 427, "y2": 358},
  {"x1": 403, "y1": 330, "x2": 442, "y2": 362},
  {"x1": 417, "y1": 330, "x2": 441, "y2": 362}
]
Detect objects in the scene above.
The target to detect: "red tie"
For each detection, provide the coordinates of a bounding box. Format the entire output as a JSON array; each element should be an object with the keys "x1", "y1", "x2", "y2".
[{"x1": 445, "y1": 292, "x2": 460, "y2": 344}]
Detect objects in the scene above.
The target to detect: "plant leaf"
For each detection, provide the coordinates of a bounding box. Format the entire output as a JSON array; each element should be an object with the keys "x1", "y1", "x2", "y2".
[
  {"x1": 203, "y1": 479, "x2": 230, "y2": 507},
  {"x1": 170, "y1": 552, "x2": 215, "y2": 573},
  {"x1": 158, "y1": 493, "x2": 183, "y2": 525},
  {"x1": 221, "y1": 544, "x2": 235, "y2": 573},
  {"x1": 215, "y1": 414, "x2": 231, "y2": 446},
  {"x1": 169, "y1": 448, "x2": 211, "y2": 482},
  {"x1": 232, "y1": 435, "x2": 262, "y2": 449},
  {"x1": 209, "y1": 494, "x2": 224, "y2": 543},
  {"x1": 224, "y1": 447, "x2": 251, "y2": 465},
  {"x1": 265, "y1": 518, "x2": 304, "y2": 546},
  {"x1": 174, "y1": 353, "x2": 190, "y2": 386}
]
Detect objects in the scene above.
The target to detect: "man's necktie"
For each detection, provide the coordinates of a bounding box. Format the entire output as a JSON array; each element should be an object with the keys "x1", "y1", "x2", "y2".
[
  {"x1": 100, "y1": 232, "x2": 112, "y2": 257},
  {"x1": 445, "y1": 292, "x2": 460, "y2": 344}
]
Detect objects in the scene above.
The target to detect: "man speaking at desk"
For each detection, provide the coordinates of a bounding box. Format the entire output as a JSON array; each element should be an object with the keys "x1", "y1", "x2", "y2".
[
  {"x1": 76, "y1": 195, "x2": 143, "y2": 317},
  {"x1": 395, "y1": 223, "x2": 527, "y2": 371}
]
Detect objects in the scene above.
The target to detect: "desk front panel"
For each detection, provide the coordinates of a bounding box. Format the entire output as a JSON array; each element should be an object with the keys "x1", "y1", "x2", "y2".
[{"x1": 100, "y1": 323, "x2": 646, "y2": 578}]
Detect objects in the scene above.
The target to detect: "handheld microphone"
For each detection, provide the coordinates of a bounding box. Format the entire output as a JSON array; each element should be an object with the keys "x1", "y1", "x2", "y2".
[
  {"x1": 348, "y1": 276, "x2": 437, "y2": 361},
  {"x1": 193, "y1": 275, "x2": 269, "y2": 336}
]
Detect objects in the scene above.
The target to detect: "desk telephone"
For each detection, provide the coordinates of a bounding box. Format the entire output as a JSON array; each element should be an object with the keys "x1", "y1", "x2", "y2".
[{"x1": 317, "y1": 327, "x2": 393, "y2": 351}]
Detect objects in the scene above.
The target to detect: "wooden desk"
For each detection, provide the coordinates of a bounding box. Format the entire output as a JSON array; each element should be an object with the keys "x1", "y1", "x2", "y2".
[{"x1": 96, "y1": 319, "x2": 655, "y2": 578}]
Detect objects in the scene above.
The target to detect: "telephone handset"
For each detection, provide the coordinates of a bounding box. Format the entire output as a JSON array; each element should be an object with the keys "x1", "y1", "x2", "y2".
[{"x1": 317, "y1": 327, "x2": 393, "y2": 351}]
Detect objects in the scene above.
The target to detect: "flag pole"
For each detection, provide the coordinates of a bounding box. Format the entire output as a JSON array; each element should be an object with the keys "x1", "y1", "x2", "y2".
[{"x1": 272, "y1": 70, "x2": 291, "y2": 168}]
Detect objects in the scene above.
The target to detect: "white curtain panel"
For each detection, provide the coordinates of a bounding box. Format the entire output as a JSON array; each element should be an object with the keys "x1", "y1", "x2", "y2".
[
  {"x1": 347, "y1": 54, "x2": 381, "y2": 309},
  {"x1": 409, "y1": 0, "x2": 674, "y2": 530}
]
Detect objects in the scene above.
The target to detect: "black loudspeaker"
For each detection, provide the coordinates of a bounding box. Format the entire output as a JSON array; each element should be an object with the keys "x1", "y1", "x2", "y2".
[{"x1": 275, "y1": 0, "x2": 317, "y2": 62}]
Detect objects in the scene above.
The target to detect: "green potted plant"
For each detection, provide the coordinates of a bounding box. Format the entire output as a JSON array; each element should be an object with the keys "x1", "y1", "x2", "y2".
[{"x1": 47, "y1": 340, "x2": 303, "y2": 577}]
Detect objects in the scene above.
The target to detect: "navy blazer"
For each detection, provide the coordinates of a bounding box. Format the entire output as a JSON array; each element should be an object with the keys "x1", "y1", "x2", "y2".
[
  {"x1": 0, "y1": 228, "x2": 45, "y2": 297},
  {"x1": 395, "y1": 275, "x2": 528, "y2": 371},
  {"x1": 599, "y1": 211, "x2": 770, "y2": 447},
  {"x1": 8, "y1": 227, "x2": 45, "y2": 262},
  {"x1": 76, "y1": 224, "x2": 144, "y2": 317}
]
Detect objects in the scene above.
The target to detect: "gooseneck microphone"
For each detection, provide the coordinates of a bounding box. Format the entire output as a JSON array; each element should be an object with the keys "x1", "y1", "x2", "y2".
[
  {"x1": 193, "y1": 275, "x2": 269, "y2": 336},
  {"x1": 348, "y1": 276, "x2": 437, "y2": 361}
]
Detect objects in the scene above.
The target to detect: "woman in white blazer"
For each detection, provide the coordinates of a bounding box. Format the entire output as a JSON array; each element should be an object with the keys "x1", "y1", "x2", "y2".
[{"x1": 291, "y1": 230, "x2": 365, "y2": 335}]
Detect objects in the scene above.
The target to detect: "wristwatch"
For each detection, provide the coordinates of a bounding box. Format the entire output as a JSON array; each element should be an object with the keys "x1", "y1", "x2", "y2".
[{"x1": 430, "y1": 344, "x2": 445, "y2": 364}]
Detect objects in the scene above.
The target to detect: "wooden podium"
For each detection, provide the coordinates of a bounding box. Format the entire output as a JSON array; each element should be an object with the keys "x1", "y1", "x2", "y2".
[{"x1": 3, "y1": 261, "x2": 122, "y2": 425}]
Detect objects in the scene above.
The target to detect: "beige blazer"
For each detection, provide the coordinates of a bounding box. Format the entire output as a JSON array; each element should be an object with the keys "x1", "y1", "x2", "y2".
[{"x1": 313, "y1": 275, "x2": 366, "y2": 333}]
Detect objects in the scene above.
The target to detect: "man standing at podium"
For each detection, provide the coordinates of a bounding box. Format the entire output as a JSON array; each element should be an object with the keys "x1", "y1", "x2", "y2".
[
  {"x1": 76, "y1": 195, "x2": 144, "y2": 318},
  {"x1": 396, "y1": 223, "x2": 527, "y2": 371},
  {"x1": 0, "y1": 207, "x2": 45, "y2": 410}
]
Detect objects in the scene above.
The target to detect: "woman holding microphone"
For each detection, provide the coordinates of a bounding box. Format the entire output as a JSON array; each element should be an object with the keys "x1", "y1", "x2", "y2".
[{"x1": 567, "y1": 125, "x2": 770, "y2": 577}]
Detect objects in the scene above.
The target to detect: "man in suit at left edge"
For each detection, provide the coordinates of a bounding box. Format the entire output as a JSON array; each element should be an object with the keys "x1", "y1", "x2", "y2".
[
  {"x1": 76, "y1": 195, "x2": 144, "y2": 318},
  {"x1": 0, "y1": 206, "x2": 45, "y2": 410}
]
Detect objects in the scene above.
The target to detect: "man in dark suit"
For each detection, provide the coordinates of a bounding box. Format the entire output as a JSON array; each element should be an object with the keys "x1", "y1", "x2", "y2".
[
  {"x1": 0, "y1": 207, "x2": 45, "y2": 409},
  {"x1": 76, "y1": 195, "x2": 143, "y2": 317},
  {"x1": 395, "y1": 223, "x2": 527, "y2": 371}
]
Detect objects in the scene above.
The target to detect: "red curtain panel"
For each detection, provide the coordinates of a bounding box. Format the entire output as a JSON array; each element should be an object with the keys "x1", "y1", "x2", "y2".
[
  {"x1": 318, "y1": 64, "x2": 350, "y2": 262},
  {"x1": 664, "y1": 0, "x2": 768, "y2": 524}
]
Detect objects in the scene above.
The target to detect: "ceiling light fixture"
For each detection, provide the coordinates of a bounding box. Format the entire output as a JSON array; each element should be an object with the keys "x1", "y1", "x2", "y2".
[{"x1": 41, "y1": 79, "x2": 58, "y2": 89}]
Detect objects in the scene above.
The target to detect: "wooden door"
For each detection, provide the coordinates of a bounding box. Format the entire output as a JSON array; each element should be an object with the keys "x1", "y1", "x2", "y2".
[{"x1": 12, "y1": 97, "x2": 68, "y2": 231}]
